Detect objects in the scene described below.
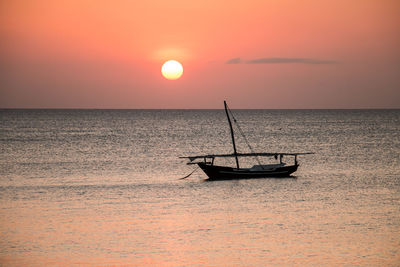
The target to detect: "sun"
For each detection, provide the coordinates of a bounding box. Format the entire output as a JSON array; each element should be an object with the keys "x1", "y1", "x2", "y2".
[{"x1": 161, "y1": 60, "x2": 183, "y2": 80}]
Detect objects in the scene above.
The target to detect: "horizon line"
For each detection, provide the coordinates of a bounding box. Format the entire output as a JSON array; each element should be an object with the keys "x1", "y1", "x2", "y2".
[{"x1": 1, "y1": 107, "x2": 399, "y2": 110}]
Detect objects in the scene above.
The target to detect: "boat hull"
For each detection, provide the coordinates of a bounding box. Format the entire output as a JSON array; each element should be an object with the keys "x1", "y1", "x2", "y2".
[{"x1": 198, "y1": 162, "x2": 298, "y2": 180}]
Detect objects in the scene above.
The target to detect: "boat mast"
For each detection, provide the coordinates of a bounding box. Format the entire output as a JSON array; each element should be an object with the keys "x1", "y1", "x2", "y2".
[{"x1": 224, "y1": 101, "x2": 240, "y2": 169}]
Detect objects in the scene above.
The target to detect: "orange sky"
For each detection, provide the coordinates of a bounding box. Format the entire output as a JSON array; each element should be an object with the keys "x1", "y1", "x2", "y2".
[{"x1": 1, "y1": 0, "x2": 399, "y2": 108}]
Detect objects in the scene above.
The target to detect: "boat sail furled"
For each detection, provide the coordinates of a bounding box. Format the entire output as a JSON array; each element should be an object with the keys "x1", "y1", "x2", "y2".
[{"x1": 180, "y1": 101, "x2": 313, "y2": 180}]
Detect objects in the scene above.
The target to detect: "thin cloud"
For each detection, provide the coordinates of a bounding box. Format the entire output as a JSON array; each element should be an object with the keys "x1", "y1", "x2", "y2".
[
  {"x1": 226, "y1": 57, "x2": 337, "y2": 64},
  {"x1": 226, "y1": 57, "x2": 243, "y2": 64}
]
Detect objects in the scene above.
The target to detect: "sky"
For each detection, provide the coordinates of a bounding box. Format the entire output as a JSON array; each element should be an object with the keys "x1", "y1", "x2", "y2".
[{"x1": 1, "y1": 0, "x2": 399, "y2": 109}]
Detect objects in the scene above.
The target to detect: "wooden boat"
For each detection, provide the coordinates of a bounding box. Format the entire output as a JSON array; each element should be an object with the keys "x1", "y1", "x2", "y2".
[{"x1": 180, "y1": 101, "x2": 313, "y2": 180}]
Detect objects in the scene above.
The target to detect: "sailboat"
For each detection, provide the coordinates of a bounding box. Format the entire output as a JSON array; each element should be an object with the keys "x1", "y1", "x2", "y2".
[{"x1": 180, "y1": 101, "x2": 313, "y2": 180}]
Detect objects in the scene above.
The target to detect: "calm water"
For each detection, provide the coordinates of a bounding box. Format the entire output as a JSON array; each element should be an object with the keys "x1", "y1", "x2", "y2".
[{"x1": 0, "y1": 109, "x2": 399, "y2": 266}]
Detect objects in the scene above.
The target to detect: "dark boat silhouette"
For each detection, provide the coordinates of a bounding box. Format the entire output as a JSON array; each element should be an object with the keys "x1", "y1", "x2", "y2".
[{"x1": 180, "y1": 101, "x2": 313, "y2": 180}]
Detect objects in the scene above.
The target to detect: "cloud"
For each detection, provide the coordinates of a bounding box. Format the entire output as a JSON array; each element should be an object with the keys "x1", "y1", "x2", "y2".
[
  {"x1": 226, "y1": 57, "x2": 243, "y2": 64},
  {"x1": 226, "y1": 57, "x2": 337, "y2": 64}
]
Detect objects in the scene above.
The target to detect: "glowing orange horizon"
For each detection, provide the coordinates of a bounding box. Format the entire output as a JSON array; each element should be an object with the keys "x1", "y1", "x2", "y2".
[{"x1": 0, "y1": 0, "x2": 399, "y2": 108}]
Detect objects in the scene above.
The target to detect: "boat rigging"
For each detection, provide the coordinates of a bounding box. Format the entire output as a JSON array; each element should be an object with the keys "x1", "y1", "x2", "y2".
[{"x1": 180, "y1": 101, "x2": 313, "y2": 180}]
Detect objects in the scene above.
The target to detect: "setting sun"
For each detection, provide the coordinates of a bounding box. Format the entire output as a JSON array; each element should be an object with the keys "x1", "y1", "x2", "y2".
[{"x1": 161, "y1": 60, "x2": 183, "y2": 80}]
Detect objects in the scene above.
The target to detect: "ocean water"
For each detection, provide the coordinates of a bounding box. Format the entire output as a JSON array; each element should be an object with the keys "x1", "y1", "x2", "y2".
[{"x1": 0, "y1": 109, "x2": 399, "y2": 266}]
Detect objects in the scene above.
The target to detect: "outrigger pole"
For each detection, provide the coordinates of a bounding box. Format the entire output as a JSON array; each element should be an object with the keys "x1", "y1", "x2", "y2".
[{"x1": 224, "y1": 100, "x2": 240, "y2": 169}]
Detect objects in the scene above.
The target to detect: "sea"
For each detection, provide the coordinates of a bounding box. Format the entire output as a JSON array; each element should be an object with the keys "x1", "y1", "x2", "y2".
[{"x1": 0, "y1": 109, "x2": 399, "y2": 266}]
